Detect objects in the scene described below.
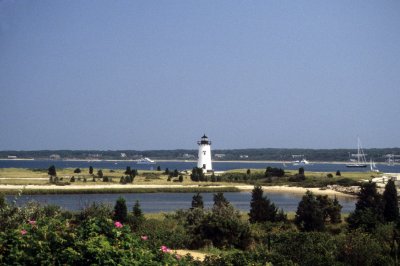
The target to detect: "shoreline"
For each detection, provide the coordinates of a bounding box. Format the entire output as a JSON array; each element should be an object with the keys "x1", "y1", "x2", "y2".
[
  {"x1": 0, "y1": 183, "x2": 354, "y2": 197},
  {"x1": 0, "y1": 158, "x2": 396, "y2": 166}
]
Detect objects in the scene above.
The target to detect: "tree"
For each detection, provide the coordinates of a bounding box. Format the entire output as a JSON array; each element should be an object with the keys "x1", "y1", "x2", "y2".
[
  {"x1": 329, "y1": 196, "x2": 342, "y2": 224},
  {"x1": 125, "y1": 166, "x2": 131, "y2": 175},
  {"x1": 89, "y1": 166, "x2": 93, "y2": 175},
  {"x1": 164, "y1": 168, "x2": 170, "y2": 175},
  {"x1": 191, "y1": 167, "x2": 204, "y2": 182},
  {"x1": 246, "y1": 169, "x2": 251, "y2": 175},
  {"x1": 211, "y1": 174, "x2": 216, "y2": 182},
  {"x1": 383, "y1": 179, "x2": 399, "y2": 222},
  {"x1": 48, "y1": 165, "x2": 56, "y2": 177},
  {"x1": 173, "y1": 169, "x2": 179, "y2": 177},
  {"x1": 194, "y1": 203, "x2": 253, "y2": 249},
  {"x1": 128, "y1": 169, "x2": 137, "y2": 183},
  {"x1": 249, "y1": 185, "x2": 279, "y2": 223},
  {"x1": 298, "y1": 167, "x2": 305, "y2": 176},
  {"x1": 178, "y1": 175, "x2": 183, "y2": 182},
  {"x1": 213, "y1": 192, "x2": 230, "y2": 208},
  {"x1": 315, "y1": 195, "x2": 342, "y2": 224},
  {"x1": 295, "y1": 191, "x2": 325, "y2": 231},
  {"x1": 97, "y1": 169, "x2": 103, "y2": 179},
  {"x1": 133, "y1": 200, "x2": 143, "y2": 218},
  {"x1": 336, "y1": 170, "x2": 341, "y2": 176},
  {"x1": 70, "y1": 176, "x2": 75, "y2": 182},
  {"x1": 347, "y1": 181, "x2": 384, "y2": 231},
  {"x1": 192, "y1": 193, "x2": 204, "y2": 209},
  {"x1": 157, "y1": 166, "x2": 161, "y2": 171},
  {"x1": 74, "y1": 168, "x2": 81, "y2": 173},
  {"x1": 113, "y1": 197, "x2": 127, "y2": 223}
]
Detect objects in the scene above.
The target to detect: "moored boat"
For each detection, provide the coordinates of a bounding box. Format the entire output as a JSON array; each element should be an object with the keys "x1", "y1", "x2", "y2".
[
  {"x1": 136, "y1": 157, "x2": 156, "y2": 164},
  {"x1": 346, "y1": 137, "x2": 367, "y2": 168}
]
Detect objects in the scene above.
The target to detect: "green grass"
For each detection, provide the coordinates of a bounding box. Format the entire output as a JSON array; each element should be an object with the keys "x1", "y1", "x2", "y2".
[{"x1": 0, "y1": 167, "x2": 379, "y2": 195}]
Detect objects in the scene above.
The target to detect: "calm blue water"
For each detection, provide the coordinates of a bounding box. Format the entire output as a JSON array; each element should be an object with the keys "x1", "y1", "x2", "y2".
[
  {"x1": 1, "y1": 160, "x2": 361, "y2": 213},
  {"x1": 1, "y1": 159, "x2": 399, "y2": 173},
  {"x1": 7, "y1": 192, "x2": 356, "y2": 213}
]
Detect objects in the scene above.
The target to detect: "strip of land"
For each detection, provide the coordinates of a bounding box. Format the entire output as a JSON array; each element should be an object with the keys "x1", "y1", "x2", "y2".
[{"x1": 0, "y1": 183, "x2": 352, "y2": 197}]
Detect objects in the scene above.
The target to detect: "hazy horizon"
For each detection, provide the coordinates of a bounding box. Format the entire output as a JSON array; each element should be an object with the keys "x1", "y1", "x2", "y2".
[{"x1": 1, "y1": 1, "x2": 399, "y2": 150}]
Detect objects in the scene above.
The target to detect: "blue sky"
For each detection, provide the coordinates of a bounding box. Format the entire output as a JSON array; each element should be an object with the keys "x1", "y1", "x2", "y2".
[{"x1": 0, "y1": 1, "x2": 399, "y2": 150}]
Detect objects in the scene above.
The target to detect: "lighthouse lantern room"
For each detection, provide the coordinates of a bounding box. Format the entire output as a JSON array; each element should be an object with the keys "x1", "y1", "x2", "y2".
[{"x1": 197, "y1": 134, "x2": 213, "y2": 173}]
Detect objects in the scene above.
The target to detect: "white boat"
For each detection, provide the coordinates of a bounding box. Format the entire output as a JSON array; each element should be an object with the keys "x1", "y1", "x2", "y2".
[
  {"x1": 346, "y1": 137, "x2": 367, "y2": 168},
  {"x1": 370, "y1": 159, "x2": 379, "y2": 172},
  {"x1": 292, "y1": 158, "x2": 310, "y2": 166},
  {"x1": 136, "y1": 157, "x2": 156, "y2": 164}
]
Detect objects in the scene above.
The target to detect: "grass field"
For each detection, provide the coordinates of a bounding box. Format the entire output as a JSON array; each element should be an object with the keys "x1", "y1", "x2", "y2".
[{"x1": 0, "y1": 167, "x2": 381, "y2": 195}]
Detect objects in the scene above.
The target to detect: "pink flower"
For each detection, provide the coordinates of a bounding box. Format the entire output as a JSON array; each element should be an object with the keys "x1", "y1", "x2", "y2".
[
  {"x1": 160, "y1": 245, "x2": 171, "y2": 253},
  {"x1": 21, "y1": 229, "x2": 27, "y2": 235},
  {"x1": 28, "y1": 220, "x2": 36, "y2": 225},
  {"x1": 114, "y1": 221, "x2": 123, "y2": 228},
  {"x1": 175, "y1": 254, "x2": 181, "y2": 260},
  {"x1": 141, "y1": 235, "x2": 148, "y2": 241}
]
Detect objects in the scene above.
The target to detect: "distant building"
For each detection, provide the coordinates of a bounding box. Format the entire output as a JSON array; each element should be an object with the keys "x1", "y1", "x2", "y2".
[
  {"x1": 120, "y1": 153, "x2": 127, "y2": 158},
  {"x1": 49, "y1": 154, "x2": 61, "y2": 160},
  {"x1": 7, "y1": 155, "x2": 17, "y2": 159},
  {"x1": 182, "y1": 153, "x2": 195, "y2": 159},
  {"x1": 214, "y1": 154, "x2": 226, "y2": 159},
  {"x1": 88, "y1": 153, "x2": 102, "y2": 158},
  {"x1": 240, "y1": 155, "x2": 249, "y2": 159}
]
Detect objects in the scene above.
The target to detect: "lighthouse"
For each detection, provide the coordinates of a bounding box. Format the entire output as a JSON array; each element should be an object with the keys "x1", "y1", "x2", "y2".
[{"x1": 197, "y1": 134, "x2": 213, "y2": 173}]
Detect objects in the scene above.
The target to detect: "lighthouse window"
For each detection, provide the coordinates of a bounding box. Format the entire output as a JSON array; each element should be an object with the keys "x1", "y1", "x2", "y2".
[
  {"x1": 203, "y1": 151, "x2": 206, "y2": 155},
  {"x1": 203, "y1": 164, "x2": 206, "y2": 169}
]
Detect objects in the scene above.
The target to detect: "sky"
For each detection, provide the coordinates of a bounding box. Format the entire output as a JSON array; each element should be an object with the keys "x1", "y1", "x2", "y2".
[{"x1": 0, "y1": 1, "x2": 399, "y2": 150}]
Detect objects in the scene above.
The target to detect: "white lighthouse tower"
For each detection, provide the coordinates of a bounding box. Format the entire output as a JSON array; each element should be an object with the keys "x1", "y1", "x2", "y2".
[{"x1": 197, "y1": 134, "x2": 213, "y2": 173}]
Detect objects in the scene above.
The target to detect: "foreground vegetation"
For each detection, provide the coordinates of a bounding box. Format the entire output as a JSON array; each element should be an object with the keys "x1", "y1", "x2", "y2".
[{"x1": 1, "y1": 180, "x2": 399, "y2": 265}]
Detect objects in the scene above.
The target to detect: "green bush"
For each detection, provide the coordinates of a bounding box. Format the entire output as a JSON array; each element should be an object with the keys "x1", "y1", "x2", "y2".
[{"x1": 272, "y1": 232, "x2": 337, "y2": 266}]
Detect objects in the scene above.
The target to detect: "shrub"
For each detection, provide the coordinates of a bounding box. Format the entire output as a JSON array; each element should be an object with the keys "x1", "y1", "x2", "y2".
[
  {"x1": 97, "y1": 170, "x2": 103, "y2": 179},
  {"x1": 272, "y1": 232, "x2": 337, "y2": 266},
  {"x1": 265, "y1": 167, "x2": 284, "y2": 177},
  {"x1": 194, "y1": 204, "x2": 253, "y2": 249},
  {"x1": 190, "y1": 167, "x2": 205, "y2": 182},
  {"x1": 337, "y1": 230, "x2": 388, "y2": 265},
  {"x1": 48, "y1": 165, "x2": 56, "y2": 176},
  {"x1": 74, "y1": 168, "x2": 81, "y2": 173},
  {"x1": 191, "y1": 193, "x2": 204, "y2": 209}
]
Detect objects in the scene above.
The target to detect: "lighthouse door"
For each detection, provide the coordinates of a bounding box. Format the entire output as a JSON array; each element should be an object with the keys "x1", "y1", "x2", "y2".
[{"x1": 203, "y1": 164, "x2": 206, "y2": 169}]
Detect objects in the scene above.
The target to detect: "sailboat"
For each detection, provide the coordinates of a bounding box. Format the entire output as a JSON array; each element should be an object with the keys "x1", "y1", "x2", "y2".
[
  {"x1": 370, "y1": 159, "x2": 379, "y2": 172},
  {"x1": 346, "y1": 137, "x2": 367, "y2": 168}
]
